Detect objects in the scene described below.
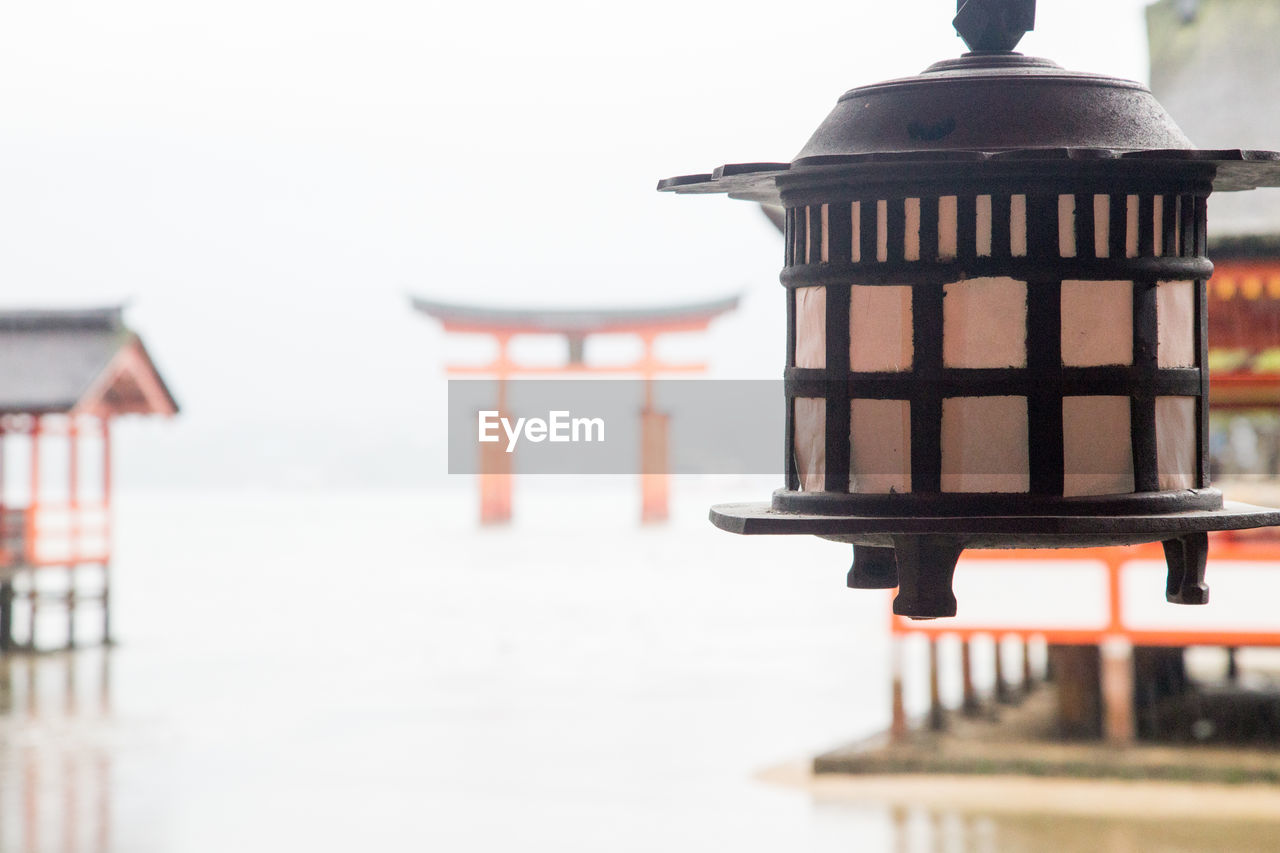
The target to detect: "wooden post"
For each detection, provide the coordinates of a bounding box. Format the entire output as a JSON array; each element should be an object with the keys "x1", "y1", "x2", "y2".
[
  {"x1": 27, "y1": 417, "x2": 40, "y2": 652},
  {"x1": 639, "y1": 337, "x2": 668, "y2": 525},
  {"x1": 1227, "y1": 646, "x2": 1239, "y2": 683},
  {"x1": 639, "y1": 406, "x2": 669, "y2": 524},
  {"x1": 479, "y1": 351, "x2": 513, "y2": 526},
  {"x1": 0, "y1": 580, "x2": 11, "y2": 654},
  {"x1": 1022, "y1": 635, "x2": 1035, "y2": 694},
  {"x1": 101, "y1": 417, "x2": 112, "y2": 646},
  {"x1": 67, "y1": 418, "x2": 78, "y2": 651},
  {"x1": 1101, "y1": 637, "x2": 1135, "y2": 746},
  {"x1": 890, "y1": 636, "x2": 907, "y2": 741},
  {"x1": 928, "y1": 637, "x2": 946, "y2": 731},
  {"x1": 994, "y1": 634, "x2": 1012, "y2": 704},
  {"x1": 961, "y1": 637, "x2": 980, "y2": 715}
]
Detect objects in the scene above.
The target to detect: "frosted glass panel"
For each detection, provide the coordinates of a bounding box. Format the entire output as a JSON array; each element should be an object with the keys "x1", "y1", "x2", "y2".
[
  {"x1": 976, "y1": 195, "x2": 993, "y2": 257},
  {"x1": 1157, "y1": 280, "x2": 1196, "y2": 368},
  {"x1": 1093, "y1": 194, "x2": 1110, "y2": 258},
  {"x1": 819, "y1": 204, "x2": 830, "y2": 263},
  {"x1": 794, "y1": 397, "x2": 826, "y2": 492},
  {"x1": 1063, "y1": 396, "x2": 1134, "y2": 497},
  {"x1": 1010, "y1": 195, "x2": 1027, "y2": 257},
  {"x1": 850, "y1": 202, "x2": 862, "y2": 263},
  {"x1": 877, "y1": 200, "x2": 888, "y2": 262},
  {"x1": 1126, "y1": 195, "x2": 1139, "y2": 258},
  {"x1": 941, "y1": 396, "x2": 1030, "y2": 493},
  {"x1": 943, "y1": 277, "x2": 1027, "y2": 368},
  {"x1": 1058, "y1": 194, "x2": 1077, "y2": 258},
  {"x1": 850, "y1": 399, "x2": 911, "y2": 494},
  {"x1": 850, "y1": 286, "x2": 913, "y2": 372},
  {"x1": 904, "y1": 198, "x2": 921, "y2": 261},
  {"x1": 1153, "y1": 195, "x2": 1164, "y2": 257},
  {"x1": 939, "y1": 196, "x2": 958, "y2": 261},
  {"x1": 1156, "y1": 396, "x2": 1197, "y2": 490},
  {"x1": 1061, "y1": 280, "x2": 1133, "y2": 367},
  {"x1": 794, "y1": 286, "x2": 827, "y2": 369}
]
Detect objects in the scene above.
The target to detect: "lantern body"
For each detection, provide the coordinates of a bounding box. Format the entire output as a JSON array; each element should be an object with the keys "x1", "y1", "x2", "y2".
[
  {"x1": 657, "y1": 20, "x2": 1280, "y2": 618},
  {"x1": 779, "y1": 176, "x2": 1212, "y2": 518}
]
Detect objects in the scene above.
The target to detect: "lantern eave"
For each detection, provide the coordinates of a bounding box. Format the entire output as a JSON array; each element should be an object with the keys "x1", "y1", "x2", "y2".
[{"x1": 656, "y1": 149, "x2": 1280, "y2": 205}]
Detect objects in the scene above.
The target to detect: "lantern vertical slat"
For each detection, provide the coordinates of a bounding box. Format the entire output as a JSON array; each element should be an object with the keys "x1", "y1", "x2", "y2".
[
  {"x1": 824, "y1": 279, "x2": 852, "y2": 494},
  {"x1": 912, "y1": 278, "x2": 945, "y2": 495},
  {"x1": 1027, "y1": 277, "x2": 1064, "y2": 496},
  {"x1": 1131, "y1": 281, "x2": 1161, "y2": 493}
]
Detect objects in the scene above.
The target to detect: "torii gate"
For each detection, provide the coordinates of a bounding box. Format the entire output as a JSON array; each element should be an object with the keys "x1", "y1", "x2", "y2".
[{"x1": 412, "y1": 295, "x2": 739, "y2": 524}]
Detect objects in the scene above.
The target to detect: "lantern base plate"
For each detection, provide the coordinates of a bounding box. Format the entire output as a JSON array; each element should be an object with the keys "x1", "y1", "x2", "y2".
[{"x1": 708, "y1": 500, "x2": 1280, "y2": 550}]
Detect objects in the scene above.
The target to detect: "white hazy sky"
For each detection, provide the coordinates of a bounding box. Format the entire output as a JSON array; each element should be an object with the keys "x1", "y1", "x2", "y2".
[{"x1": 0, "y1": 0, "x2": 1160, "y2": 488}]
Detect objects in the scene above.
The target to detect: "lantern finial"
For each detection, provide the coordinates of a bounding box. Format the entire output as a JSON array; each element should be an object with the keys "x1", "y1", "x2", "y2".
[{"x1": 954, "y1": 0, "x2": 1036, "y2": 53}]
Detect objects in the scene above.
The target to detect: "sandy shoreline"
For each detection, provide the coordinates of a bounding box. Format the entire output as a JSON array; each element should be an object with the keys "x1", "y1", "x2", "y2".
[{"x1": 758, "y1": 760, "x2": 1280, "y2": 821}]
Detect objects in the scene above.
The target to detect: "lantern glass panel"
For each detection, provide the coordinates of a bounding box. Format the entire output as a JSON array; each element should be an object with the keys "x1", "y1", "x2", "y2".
[
  {"x1": 1058, "y1": 194, "x2": 1077, "y2": 258},
  {"x1": 850, "y1": 202, "x2": 862, "y2": 263},
  {"x1": 904, "y1": 198, "x2": 921, "y2": 261},
  {"x1": 1010, "y1": 194, "x2": 1028, "y2": 257},
  {"x1": 940, "y1": 395, "x2": 1030, "y2": 493},
  {"x1": 850, "y1": 285, "x2": 913, "y2": 372},
  {"x1": 876, "y1": 200, "x2": 889, "y2": 262},
  {"x1": 938, "y1": 196, "x2": 958, "y2": 261},
  {"x1": 976, "y1": 195, "x2": 993, "y2": 257},
  {"x1": 1157, "y1": 280, "x2": 1196, "y2": 368},
  {"x1": 942, "y1": 277, "x2": 1028, "y2": 368},
  {"x1": 1061, "y1": 280, "x2": 1133, "y2": 367},
  {"x1": 1156, "y1": 395, "x2": 1198, "y2": 490},
  {"x1": 849, "y1": 399, "x2": 911, "y2": 494},
  {"x1": 1125, "y1": 194, "x2": 1140, "y2": 258},
  {"x1": 794, "y1": 397, "x2": 826, "y2": 491},
  {"x1": 1093, "y1": 194, "x2": 1111, "y2": 258},
  {"x1": 1063, "y1": 396, "x2": 1135, "y2": 497},
  {"x1": 795, "y1": 286, "x2": 826, "y2": 369}
]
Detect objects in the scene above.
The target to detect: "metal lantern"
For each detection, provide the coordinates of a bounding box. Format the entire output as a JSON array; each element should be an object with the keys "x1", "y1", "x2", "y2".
[{"x1": 658, "y1": 0, "x2": 1280, "y2": 618}]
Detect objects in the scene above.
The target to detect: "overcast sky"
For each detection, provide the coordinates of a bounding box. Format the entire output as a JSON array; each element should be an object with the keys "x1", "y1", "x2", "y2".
[{"x1": 0, "y1": 0, "x2": 1161, "y2": 489}]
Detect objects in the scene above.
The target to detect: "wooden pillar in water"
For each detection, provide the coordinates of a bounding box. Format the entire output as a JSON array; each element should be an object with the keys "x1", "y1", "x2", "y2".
[
  {"x1": 993, "y1": 634, "x2": 1012, "y2": 704},
  {"x1": 639, "y1": 336, "x2": 669, "y2": 524},
  {"x1": 66, "y1": 418, "x2": 78, "y2": 650},
  {"x1": 0, "y1": 425, "x2": 8, "y2": 653},
  {"x1": 1101, "y1": 637, "x2": 1135, "y2": 746},
  {"x1": 961, "y1": 638, "x2": 980, "y2": 715},
  {"x1": 1022, "y1": 635, "x2": 1035, "y2": 694},
  {"x1": 639, "y1": 408, "x2": 669, "y2": 524},
  {"x1": 101, "y1": 417, "x2": 113, "y2": 646},
  {"x1": 890, "y1": 636, "x2": 906, "y2": 740},
  {"x1": 928, "y1": 637, "x2": 946, "y2": 731},
  {"x1": 479, "y1": 349, "x2": 512, "y2": 526},
  {"x1": 27, "y1": 417, "x2": 40, "y2": 652}
]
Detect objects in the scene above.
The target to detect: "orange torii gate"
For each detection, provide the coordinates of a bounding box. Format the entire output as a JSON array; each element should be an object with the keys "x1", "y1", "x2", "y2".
[{"x1": 412, "y1": 295, "x2": 739, "y2": 524}]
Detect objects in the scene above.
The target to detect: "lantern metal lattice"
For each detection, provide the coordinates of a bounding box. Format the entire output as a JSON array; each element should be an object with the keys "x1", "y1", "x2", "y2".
[{"x1": 658, "y1": 0, "x2": 1280, "y2": 618}]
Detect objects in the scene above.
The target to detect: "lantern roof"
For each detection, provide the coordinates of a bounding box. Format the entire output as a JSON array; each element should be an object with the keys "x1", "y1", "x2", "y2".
[{"x1": 658, "y1": 5, "x2": 1280, "y2": 204}]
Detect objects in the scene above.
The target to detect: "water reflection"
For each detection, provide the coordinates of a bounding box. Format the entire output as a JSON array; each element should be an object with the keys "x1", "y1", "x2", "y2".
[
  {"x1": 815, "y1": 801, "x2": 1280, "y2": 853},
  {"x1": 0, "y1": 651, "x2": 111, "y2": 853}
]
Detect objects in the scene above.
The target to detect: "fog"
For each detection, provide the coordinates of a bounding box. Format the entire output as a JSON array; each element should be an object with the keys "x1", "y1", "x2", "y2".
[{"x1": 0, "y1": 0, "x2": 1156, "y2": 489}]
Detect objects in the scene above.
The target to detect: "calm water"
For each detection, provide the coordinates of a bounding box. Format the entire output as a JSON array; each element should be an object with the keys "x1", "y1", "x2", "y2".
[{"x1": 0, "y1": 482, "x2": 1273, "y2": 852}]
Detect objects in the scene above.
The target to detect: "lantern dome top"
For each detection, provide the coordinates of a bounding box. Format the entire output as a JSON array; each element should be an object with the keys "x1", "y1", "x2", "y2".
[{"x1": 658, "y1": 3, "x2": 1280, "y2": 204}]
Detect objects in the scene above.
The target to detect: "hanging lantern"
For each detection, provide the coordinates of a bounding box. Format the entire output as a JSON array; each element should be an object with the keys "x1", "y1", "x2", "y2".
[{"x1": 658, "y1": 0, "x2": 1280, "y2": 618}]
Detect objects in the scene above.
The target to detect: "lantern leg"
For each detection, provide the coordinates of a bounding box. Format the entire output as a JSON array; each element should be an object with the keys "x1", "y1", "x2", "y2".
[
  {"x1": 847, "y1": 545, "x2": 898, "y2": 589},
  {"x1": 1162, "y1": 532, "x2": 1209, "y2": 605},
  {"x1": 890, "y1": 536, "x2": 962, "y2": 620}
]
